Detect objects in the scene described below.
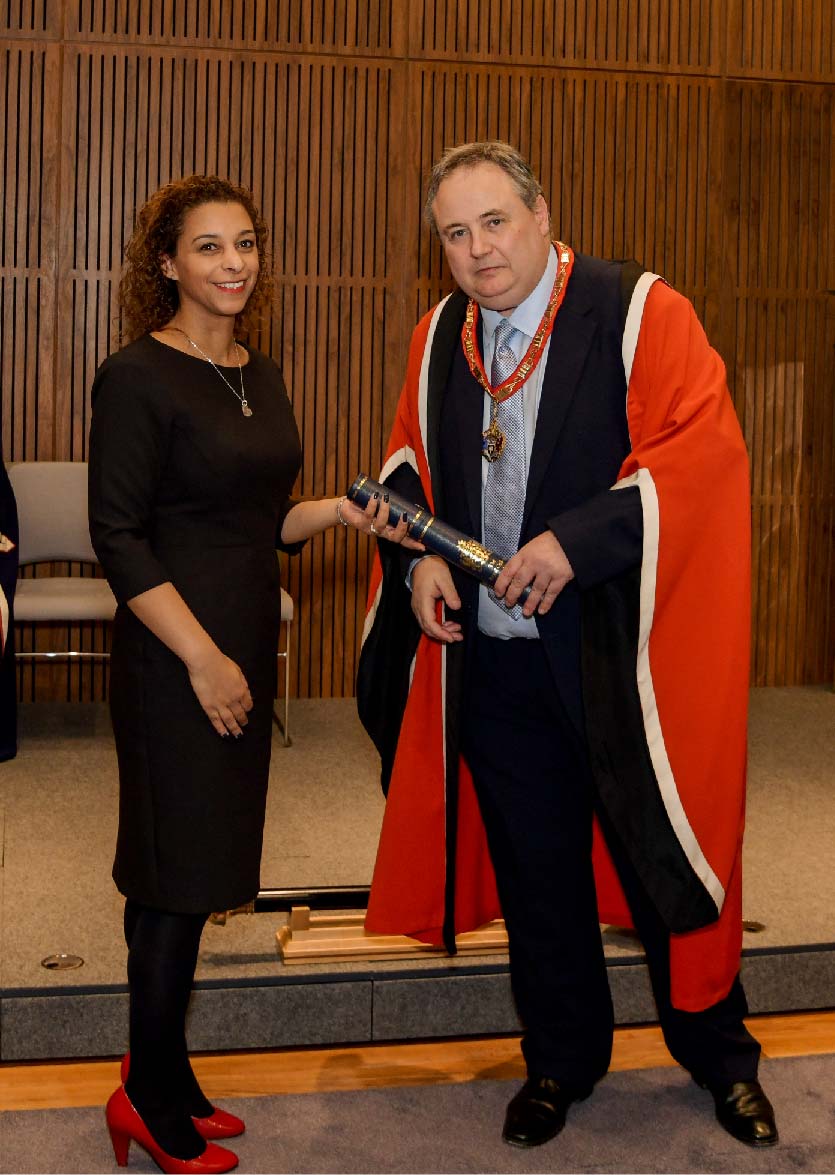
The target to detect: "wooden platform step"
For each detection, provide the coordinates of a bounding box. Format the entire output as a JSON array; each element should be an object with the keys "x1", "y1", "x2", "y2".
[{"x1": 276, "y1": 907, "x2": 509, "y2": 964}]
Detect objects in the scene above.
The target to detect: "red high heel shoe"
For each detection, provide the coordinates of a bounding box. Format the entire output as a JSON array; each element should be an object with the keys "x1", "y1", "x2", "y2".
[
  {"x1": 105, "y1": 1085, "x2": 238, "y2": 1173},
  {"x1": 121, "y1": 1053, "x2": 246, "y2": 1140}
]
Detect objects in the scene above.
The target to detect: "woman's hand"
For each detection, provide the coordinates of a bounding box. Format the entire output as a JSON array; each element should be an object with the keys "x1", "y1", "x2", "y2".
[
  {"x1": 338, "y1": 494, "x2": 425, "y2": 550},
  {"x1": 280, "y1": 495, "x2": 423, "y2": 548},
  {"x1": 186, "y1": 647, "x2": 254, "y2": 738},
  {"x1": 125, "y1": 583, "x2": 252, "y2": 738}
]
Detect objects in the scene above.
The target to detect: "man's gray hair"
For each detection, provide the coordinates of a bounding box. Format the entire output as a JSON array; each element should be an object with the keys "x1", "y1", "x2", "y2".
[{"x1": 424, "y1": 141, "x2": 544, "y2": 233}]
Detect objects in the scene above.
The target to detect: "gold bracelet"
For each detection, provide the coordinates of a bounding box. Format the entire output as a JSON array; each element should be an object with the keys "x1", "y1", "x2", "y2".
[{"x1": 335, "y1": 495, "x2": 348, "y2": 526}]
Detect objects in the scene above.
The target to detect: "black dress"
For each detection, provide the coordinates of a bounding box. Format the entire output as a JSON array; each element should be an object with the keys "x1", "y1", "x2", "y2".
[{"x1": 88, "y1": 335, "x2": 303, "y2": 913}]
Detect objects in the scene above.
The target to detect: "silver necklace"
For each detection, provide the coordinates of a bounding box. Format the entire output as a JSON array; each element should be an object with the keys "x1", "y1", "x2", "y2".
[{"x1": 169, "y1": 327, "x2": 253, "y2": 417}]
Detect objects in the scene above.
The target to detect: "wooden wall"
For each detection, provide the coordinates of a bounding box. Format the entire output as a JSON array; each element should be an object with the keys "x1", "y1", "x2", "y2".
[{"x1": 2, "y1": 0, "x2": 833, "y2": 699}]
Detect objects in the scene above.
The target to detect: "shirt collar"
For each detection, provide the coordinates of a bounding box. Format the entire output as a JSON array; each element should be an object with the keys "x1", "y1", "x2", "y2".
[{"x1": 481, "y1": 244, "x2": 558, "y2": 343}]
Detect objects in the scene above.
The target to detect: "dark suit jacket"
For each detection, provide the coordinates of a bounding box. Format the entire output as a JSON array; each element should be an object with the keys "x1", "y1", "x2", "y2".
[{"x1": 419, "y1": 254, "x2": 644, "y2": 735}]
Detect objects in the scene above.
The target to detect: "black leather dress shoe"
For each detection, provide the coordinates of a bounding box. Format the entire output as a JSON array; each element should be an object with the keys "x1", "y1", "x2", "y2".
[
  {"x1": 699, "y1": 1079, "x2": 779, "y2": 1147},
  {"x1": 502, "y1": 1076, "x2": 591, "y2": 1148}
]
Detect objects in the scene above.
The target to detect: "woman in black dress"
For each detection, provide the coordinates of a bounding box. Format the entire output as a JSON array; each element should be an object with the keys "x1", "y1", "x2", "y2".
[{"x1": 88, "y1": 175, "x2": 406, "y2": 1174}]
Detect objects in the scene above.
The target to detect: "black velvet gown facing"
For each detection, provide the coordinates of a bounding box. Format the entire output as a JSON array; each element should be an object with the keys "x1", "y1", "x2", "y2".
[{"x1": 89, "y1": 335, "x2": 303, "y2": 912}]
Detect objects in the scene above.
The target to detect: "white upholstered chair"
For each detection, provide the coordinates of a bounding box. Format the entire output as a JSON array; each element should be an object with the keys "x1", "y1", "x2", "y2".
[
  {"x1": 275, "y1": 583, "x2": 294, "y2": 746},
  {"x1": 9, "y1": 461, "x2": 117, "y2": 663}
]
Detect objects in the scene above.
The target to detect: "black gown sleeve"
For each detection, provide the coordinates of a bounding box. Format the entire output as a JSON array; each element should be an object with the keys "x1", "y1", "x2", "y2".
[{"x1": 547, "y1": 483, "x2": 644, "y2": 589}]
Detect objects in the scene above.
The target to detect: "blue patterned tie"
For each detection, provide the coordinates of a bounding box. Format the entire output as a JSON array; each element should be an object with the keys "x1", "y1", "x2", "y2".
[{"x1": 483, "y1": 318, "x2": 525, "y2": 619}]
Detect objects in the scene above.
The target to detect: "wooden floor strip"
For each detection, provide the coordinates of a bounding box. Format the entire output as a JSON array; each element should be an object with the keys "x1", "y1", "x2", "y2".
[{"x1": 1, "y1": 1011, "x2": 833, "y2": 1112}]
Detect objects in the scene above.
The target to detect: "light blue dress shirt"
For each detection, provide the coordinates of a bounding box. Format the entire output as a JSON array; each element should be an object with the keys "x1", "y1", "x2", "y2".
[{"x1": 407, "y1": 245, "x2": 558, "y2": 641}]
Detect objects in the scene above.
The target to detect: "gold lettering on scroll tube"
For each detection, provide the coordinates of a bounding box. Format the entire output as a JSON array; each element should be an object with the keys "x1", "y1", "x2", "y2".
[{"x1": 457, "y1": 538, "x2": 505, "y2": 581}]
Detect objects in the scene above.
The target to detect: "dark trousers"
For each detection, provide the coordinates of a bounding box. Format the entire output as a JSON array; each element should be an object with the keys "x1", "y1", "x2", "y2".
[{"x1": 461, "y1": 632, "x2": 760, "y2": 1093}]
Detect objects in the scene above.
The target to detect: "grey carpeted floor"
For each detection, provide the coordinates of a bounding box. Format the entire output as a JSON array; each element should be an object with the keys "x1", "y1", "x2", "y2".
[
  {"x1": 1, "y1": 687, "x2": 834, "y2": 999},
  {"x1": 0, "y1": 698, "x2": 388, "y2": 992},
  {"x1": 2, "y1": 1054, "x2": 835, "y2": 1173}
]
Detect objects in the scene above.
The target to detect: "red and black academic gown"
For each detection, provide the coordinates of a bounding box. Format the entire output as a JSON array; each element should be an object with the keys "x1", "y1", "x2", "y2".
[{"x1": 357, "y1": 258, "x2": 751, "y2": 1013}]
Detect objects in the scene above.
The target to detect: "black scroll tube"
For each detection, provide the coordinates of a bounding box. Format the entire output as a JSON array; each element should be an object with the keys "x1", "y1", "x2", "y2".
[{"x1": 347, "y1": 473, "x2": 532, "y2": 606}]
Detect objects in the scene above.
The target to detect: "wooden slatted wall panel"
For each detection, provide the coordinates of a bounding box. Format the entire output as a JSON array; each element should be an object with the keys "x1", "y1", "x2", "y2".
[
  {"x1": 66, "y1": 0, "x2": 400, "y2": 54},
  {"x1": 724, "y1": 83, "x2": 834, "y2": 685},
  {"x1": 410, "y1": 0, "x2": 720, "y2": 71},
  {"x1": 3, "y1": 0, "x2": 834, "y2": 698},
  {"x1": 0, "y1": 1, "x2": 57, "y2": 35},
  {"x1": 0, "y1": 40, "x2": 57, "y2": 461},
  {"x1": 729, "y1": 0, "x2": 835, "y2": 80},
  {"x1": 267, "y1": 63, "x2": 397, "y2": 698},
  {"x1": 723, "y1": 24, "x2": 834, "y2": 685}
]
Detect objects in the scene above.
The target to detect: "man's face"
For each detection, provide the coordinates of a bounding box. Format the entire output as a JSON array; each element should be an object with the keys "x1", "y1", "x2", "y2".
[{"x1": 431, "y1": 162, "x2": 551, "y2": 313}]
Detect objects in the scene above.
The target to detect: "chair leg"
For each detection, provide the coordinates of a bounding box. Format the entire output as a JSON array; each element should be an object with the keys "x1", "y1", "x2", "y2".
[
  {"x1": 283, "y1": 617, "x2": 291, "y2": 746},
  {"x1": 273, "y1": 619, "x2": 292, "y2": 747}
]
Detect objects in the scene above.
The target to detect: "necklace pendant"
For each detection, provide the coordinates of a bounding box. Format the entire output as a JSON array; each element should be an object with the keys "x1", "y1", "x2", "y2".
[
  {"x1": 172, "y1": 327, "x2": 251, "y2": 418},
  {"x1": 482, "y1": 419, "x2": 505, "y2": 462}
]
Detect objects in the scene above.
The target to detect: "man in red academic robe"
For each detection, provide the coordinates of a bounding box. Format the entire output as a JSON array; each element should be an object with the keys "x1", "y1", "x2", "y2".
[{"x1": 357, "y1": 141, "x2": 777, "y2": 1149}]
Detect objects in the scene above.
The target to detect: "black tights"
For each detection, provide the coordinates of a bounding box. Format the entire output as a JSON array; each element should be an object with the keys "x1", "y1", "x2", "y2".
[{"x1": 123, "y1": 900, "x2": 213, "y2": 1159}]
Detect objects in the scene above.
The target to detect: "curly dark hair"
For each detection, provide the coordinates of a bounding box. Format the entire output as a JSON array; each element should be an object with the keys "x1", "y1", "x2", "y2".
[{"x1": 119, "y1": 175, "x2": 274, "y2": 342}]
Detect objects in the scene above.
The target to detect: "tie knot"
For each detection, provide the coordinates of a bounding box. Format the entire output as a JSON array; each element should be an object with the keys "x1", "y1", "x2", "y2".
[
  {"x1": 494, "y1": 318, "x2": 514, "y2": 348},
  {"x1": 490, "y1": 318, "x2": 518, "y2": 389}
]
